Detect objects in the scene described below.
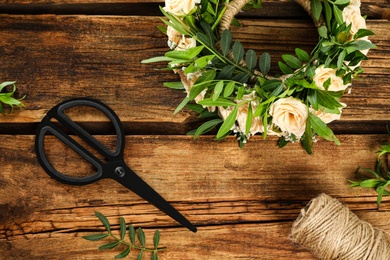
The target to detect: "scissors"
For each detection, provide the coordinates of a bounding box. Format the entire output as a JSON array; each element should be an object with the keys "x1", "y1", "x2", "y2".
[{"x1": 35, "y1": 98, "x2": 197, "y2": 232}]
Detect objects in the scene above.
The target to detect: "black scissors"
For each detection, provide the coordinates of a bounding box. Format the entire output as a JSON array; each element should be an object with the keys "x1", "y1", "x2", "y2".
[{"x1": 35, "y1": 98, "x2": 197, "y2": 232}]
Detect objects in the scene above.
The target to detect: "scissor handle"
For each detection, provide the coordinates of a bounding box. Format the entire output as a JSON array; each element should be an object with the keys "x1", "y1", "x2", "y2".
[{"x1": 35, "y1": 98, "x2": 125, "y2": 185}]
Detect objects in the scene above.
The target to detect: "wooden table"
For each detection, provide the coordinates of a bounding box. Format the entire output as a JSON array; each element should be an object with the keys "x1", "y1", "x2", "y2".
[{"x1": 1, "y1": 0, "x2": 389, "y2": 259}]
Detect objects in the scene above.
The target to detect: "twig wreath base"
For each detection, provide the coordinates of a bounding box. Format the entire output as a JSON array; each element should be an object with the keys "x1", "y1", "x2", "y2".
[
  {"x1": 290, "y1": 193, "x2": 390, "y2": 259},
  {"x1": 142, "y1": 0, "x2": 375, "y2": 153}
]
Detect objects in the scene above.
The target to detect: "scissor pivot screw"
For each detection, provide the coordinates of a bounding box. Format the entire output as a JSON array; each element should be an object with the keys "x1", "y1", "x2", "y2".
[{"x1": 115, "y1": 167, "x2": 125, "y2": 178}]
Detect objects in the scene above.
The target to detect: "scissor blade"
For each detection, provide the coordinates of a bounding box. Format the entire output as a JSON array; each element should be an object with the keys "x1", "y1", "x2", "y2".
[{"x1": 116, "y1": 165, "x2": 197, "y2": 232}]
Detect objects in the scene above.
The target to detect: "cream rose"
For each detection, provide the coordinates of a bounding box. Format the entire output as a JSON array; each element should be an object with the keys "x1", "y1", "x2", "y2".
[
  {"x1": 269, "y1": 97, "x2": 308, "y2": 138},
  {"x1": 313, "y1": 66, "x2": 351, "y2": 92},
  {"x1": 310, "y1": 103, "x2": 346, "y2": 124},
  {"x1": 167, "y1": 26, "x2": 196, "y2": 50},
  {"x1": 164, "y1": 0, "x2": 201, "y2": 16},
  {"x1": 349, "y1": 0, "x2": 361, "y2": 8},
  {"x1": 342, "y1": 5, "x2": 366, "y2": 36}
]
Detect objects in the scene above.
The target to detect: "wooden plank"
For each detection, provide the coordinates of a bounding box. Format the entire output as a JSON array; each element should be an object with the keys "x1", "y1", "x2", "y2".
[
  {"x1": 0, "y1": 1, "x2": 388, "y2": 20},
  {"x1": 0, "y1": 15, "x2": 389, "y2": 133},
  {"x1": 1, "y1": 134, "x2": 390, "y2": 258}
]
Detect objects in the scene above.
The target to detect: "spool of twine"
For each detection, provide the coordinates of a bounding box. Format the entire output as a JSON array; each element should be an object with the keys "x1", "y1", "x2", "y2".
[{"x1": 290, "y1": 193, "x2": 390, "y2": 260}]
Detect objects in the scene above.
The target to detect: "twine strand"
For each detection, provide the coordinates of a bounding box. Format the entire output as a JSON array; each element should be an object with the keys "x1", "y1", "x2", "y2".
[{"x1": 290, "y1": 193, "x2": 390, "y2": 260}]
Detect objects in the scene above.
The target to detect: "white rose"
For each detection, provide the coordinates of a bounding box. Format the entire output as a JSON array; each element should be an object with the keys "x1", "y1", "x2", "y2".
[
  {"x1": 269, "y1": 97, "x2": 308, "y2": 138},
  {"x1": 309, "y1": 103, "x2": 346, "y2": 124},
  {"x1": 164, "y1": 0, "x2": 201, "y2": 16},
  {"x1": 167, "y1": 26, "x2": 196, "y2": 50},
  {"x1": 342, "y1": 5, "x2": 366, "y2": 36},
  {"x1": 313, "y1": 66, "x2": 351, "y2": 92},
  {"x1": 349, "y1": 0, "x2": 361, "y2": 7}
]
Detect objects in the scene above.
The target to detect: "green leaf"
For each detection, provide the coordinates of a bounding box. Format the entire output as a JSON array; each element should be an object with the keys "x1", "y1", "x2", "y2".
[
  {"x1": 324, "y1": 0, "x2": 332, "y2": 29},
  {"x1": 278, "y1": 62, "x2": 294, "y2": 74},
  {"x1": 82, "y1": 234, "x2": 109, "y2": 241},
  {"x1": 221, "y1": 29, "x2": 232, "y2": 56},
  {"x1": 216, "y1": 106, "x2": 238, "y2": 139},
  {"x1": 138, "y1": 227, "x2": 146, "y2": 247},
  {"x1": 295, "y1": 48, "x2": 310, "y2": 62},
  {"x1": 174, "y1": 97, "x2": 190, "y2": 114},
  {"x1": 311, "y1": 0, "x2": 323, "y2": 21},
  {"x1": 259, "y1": 52, "x2": 271, "y2": 75},
  {"x1": 194, "y1": 55, "x2": 215, "y2": 70},
  {"x1": 236, "y1": 86, "x2": 244, "y2": 100},
  {"x1": 263, "y1": 80, "x2": 283, "y2": 92},
  {"x1": 99, "y1": 241, "x2": 120, "y2": 250},
  {"x1": 129, "y1": 224, "x2": 136, "y2": 245},
  {"x1": 318, "y1": 25, "x2": 329, "y2": 39},
  {"x1": 307, "y1": 89, "x2": 343, "y2": 111},
  {"x1": 153, "y1": 230, "x2": 160, "y2": 249},
  {"x1": 347, "y1": 40, "x2": 376, "y2": 53},
  {"x1": 141, "y1": 56, "x2": 173, "y2": 64},
  {"x1": 165, "y1": 46, "x2": 204, "y2": 60},
  {"x1": 192, "y1": 119, "x2": 223, "y2": 139},
  {"x1": 232, "y1": 40, "x2": 245, "y2": 64},
  {"x1": 337, "y1": 49, "x2": 347, "y2": 69},
  {"x1": 245, "y1": 103, "x2": 253, "y2": 136},
  {"x1": 358, "y1": 179, "x2": 382, "y2": 188},
  {"x1": 163, "y1": 82, "x2": 184, "y2": 90},
  {"x1": 282, "y1": 54, "x2": 302, "y2": 69},
  {"x1": 115, "y1": 247, "x2": 131, "y2": 259},
  {"x1": 218, "y1": 65, "x2": 235, "y2": 80},
  {"x1": 120, "y1": 217, "x2": 126, "y2": 240},
  {"x1": 302, "y1": 117, "x2": 313, "y2": 154},
  {"x1": 245, "y1": 49, "x2": 257, "y2": 71},
  {"x1": 186, "y1": 103, "x2": 205, "y2": 114},
  {"x1": 377, "y1": 183, "x2": 389, "y2": 208},
  {"x1": 196, "y1": 32, "x2": 213, "y2": 47},
  {"x1": 309, "y1": 113, "x2": 340, "y2": 145},
  {"x1": 333, "y1": 5, "x2": 343, "y2": 25},
  {"x1": 223, "y1": 81, "x2": 235, "y2": 97},
  {"x1": 305, "y1": 65, "x2": 316, "y2": 78},
  {"x1": 200, "y1": 21, "x2": 215, "y2": 45},
  {"x1": 213, "y1": 81, "x2": 224, "y2": 101},
  {"x1": 152, "y1": 252, "x2": 158, "y2": 260},
  {"x1": 198, "y1": 97, "x2": 236, "y2": 107},
  {"x1": 136, "y1": 251, "x2": 143, "y2": 260},
  {"x1": 0, "y1": 81, "x2": 16, "y2": 92},
  {"x1": 354, "y1": 29, "x2": 375, "y2": 40},
  {"x1": 333, "y1": 0, "x2": 350, "y2": 5},
  {"x1": 95, "y1": 212, "x2": 111, "y2": 234},
  {"x1": 189, "y1": 70, "x2": 216, "y2": 100}
]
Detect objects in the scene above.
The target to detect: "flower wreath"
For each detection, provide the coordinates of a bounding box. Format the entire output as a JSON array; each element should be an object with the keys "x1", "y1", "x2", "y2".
[{"x1": 143, "y1": 0, "x2": 375, "y2": 153}]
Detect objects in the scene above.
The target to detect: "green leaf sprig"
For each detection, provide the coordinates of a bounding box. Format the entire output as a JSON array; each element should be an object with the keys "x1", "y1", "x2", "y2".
[
  {"x1": 0, "y1": 81, "x2": 25, "y2": 115},
  {"x1": 83, "y1": 212, "x2": 166, "y2": 259},
  {"x1": 350, "y1": 128, "x2": 390, "y2": 208}
]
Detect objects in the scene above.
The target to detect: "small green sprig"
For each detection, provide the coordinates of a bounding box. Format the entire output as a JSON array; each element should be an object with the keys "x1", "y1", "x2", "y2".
[
  {"x1": 350, "y1": 129, "x2": 390, "y2": 208},
  {"x1": 0, "y1": 81, "x2": 25, "y2": 115},
  {"x1": 83, "y1": 212, "x2": 166, "y2": 259}
]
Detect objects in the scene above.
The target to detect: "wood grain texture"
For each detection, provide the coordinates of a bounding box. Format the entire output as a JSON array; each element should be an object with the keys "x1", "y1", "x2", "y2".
[
  {"x1": 1, "y1": 134, "x2": 390, "y2": 259},
  {"x1": 0, "y1": 15, "x2": 389, "y2": 134},
  {"x1": 1, "y1": 1, "x2": 390, "y2": 259}
]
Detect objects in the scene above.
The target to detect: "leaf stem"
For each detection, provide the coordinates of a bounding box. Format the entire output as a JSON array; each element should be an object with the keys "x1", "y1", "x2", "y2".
[{"x1": 108, "y1": 233, "x2": 167, "y2": 253}]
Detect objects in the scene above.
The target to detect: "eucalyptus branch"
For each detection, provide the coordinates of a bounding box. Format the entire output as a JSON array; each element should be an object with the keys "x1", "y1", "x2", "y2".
[
  {"x1": 83, "y1": 212, "x2": 166, "y2": 259},
  {"x1": 350, "y1": 129, "x2": 390, "y2": 208}
]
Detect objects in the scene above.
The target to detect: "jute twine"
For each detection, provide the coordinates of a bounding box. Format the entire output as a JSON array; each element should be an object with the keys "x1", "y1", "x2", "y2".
[
  {"x1": 217, "y1": 0, "x2": 325, "y2": 80},
  {"x1": 219, "y1": 0, "x2": 324, "y2": 35},
  {"x1": 290, "y1": 193, "x2": 390, "y2": 260}
]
